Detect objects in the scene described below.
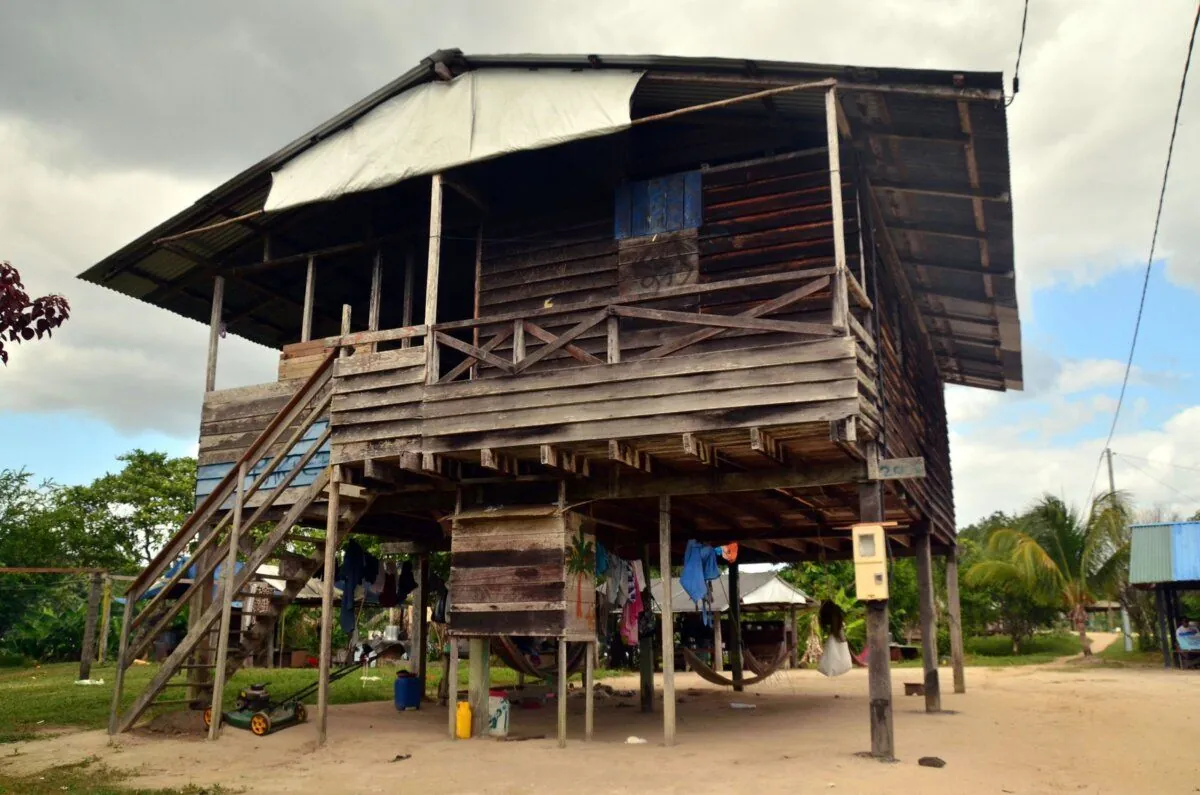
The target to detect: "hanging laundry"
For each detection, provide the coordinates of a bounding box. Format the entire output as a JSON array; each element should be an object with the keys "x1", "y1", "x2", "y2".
[
  {"x1": 338, "y1": 540, "x2": 379, "y2": 634},
  {"x1": 396, "y1": 560, "x2": 418, "y2": 604},
  {"x1": 718, "y1": 543, "x2": 738, "y2": 563},
  {"x1": 595, "y1": 542, "x2": 609, "y2": 578},
  {"x1": 680, "y1": 540, "x2": 719, "y2": 604}
]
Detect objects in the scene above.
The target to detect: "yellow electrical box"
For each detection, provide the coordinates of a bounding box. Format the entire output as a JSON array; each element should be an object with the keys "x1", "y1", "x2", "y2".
[{"x1": 851, "y1": 523, "x2": 889, "y2": 600}]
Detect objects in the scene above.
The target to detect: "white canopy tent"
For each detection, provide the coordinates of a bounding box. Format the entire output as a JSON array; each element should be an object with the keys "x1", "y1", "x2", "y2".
[{"x1": 649, "y1": 570, "x2": 810, "y2": 615}]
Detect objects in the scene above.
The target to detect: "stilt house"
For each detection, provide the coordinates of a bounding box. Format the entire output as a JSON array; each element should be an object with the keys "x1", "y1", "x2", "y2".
[{"x1": 80, "y1": 50, "x2": 1021, "y2": 753}]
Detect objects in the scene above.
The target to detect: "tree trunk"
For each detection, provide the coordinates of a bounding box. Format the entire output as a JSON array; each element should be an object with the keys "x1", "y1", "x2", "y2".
[{"x1": 1074, "y1": 605, "x2": 1092, "y2": 656}]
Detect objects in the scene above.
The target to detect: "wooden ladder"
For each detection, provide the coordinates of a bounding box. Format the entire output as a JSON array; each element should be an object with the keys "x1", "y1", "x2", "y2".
[{"x1": 107, "y1": 349, "x2": 372, "y2": 734}]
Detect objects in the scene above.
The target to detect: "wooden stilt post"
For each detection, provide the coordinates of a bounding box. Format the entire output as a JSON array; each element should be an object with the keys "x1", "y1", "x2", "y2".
[
  {"x1": 860, "y1": 477, "x2": 894, "y2": 760},
  {"x1": 368, "y1": 247, "x2": 383, "y2": 352},
  {"x1": 78, "y1": 571, "x2": 103, "y2": 681},
  {"x1": 301, "y1": 256, "x2": 315, "y2": 342},
  {"x1": 585, "y1": 639, "x2": 595, "y2": 741},
  {"x1": 825, "y1": 88, "x2": 850, "y2": 335},
  {"x1": 97, "y1": 574, "x2": 113, "y2": 665},
  {"x1": 207, "y1": 461, "x2": 246, "y2": 740},
  {"x1": 205, "y1": 275, "x2": 224, "y2": 392},
  {"x1": 107, "y1": 597, "x2": 133, "y2": 735},
  {"x1": 914, "y1": 526, "x2": 941, "y2": 712},
  {"x1": 414, "y1": 554, "x2": 429, "y2": 701},
  {"x1": 713, "y1": 612, "x2": 723, "y2": 673},
  {"x1": 425, "y1": 174, "x2": 444, "y2": 385},
  {"x1": 316, "y1": 464, "x2": 342, "y2": 746},
  {"x1": 448, "y1": 635, "x2": 460, "y2": 738},
  {"x1": 659, "y1": 496, "x2": 676, "y2": 746},
  {"x1": 945, "y1": 548, "x2": 966, "y2": 693},
  {"x1": 789, "y1": 604, "x2": 798, "y2": 669},
  {"x1": 401, "y1": 247, "x2": 415, "y2": 349},
  {"x1": 468, "y1": 638, "x2": 490, "y2": 737},
  {"x1": 557, "y1": 638, "x2": 568, "y2": 748},
  {"x1": 639, "y1": 545, "x2": 655, "y2": 713},
  {"x1": 729, "y1": 561, "x2": 744, "y2": 692}
]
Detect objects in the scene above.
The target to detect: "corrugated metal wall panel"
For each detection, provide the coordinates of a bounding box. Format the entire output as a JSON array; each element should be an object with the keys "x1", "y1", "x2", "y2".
[
  {"x1": 1130, "y1": 524, "x2": 1173, "y2": 585},
  {"x1": 194, "y1": 420, "x2": 331, "y2": 506},
  {"x1": 1171, "y1": 522, "x2": 1200, "y2": 582}
]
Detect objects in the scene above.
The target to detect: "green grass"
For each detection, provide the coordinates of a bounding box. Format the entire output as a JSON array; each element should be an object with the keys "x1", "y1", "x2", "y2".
[
  {"x1": 892, "y1": 633, "x2": 1083, "y2": 668},
  {"x1": 0, "y1": 757, "x2": 223, "y2": 795},
  {"x1": 0, "y1": 659, "x2": 619, "y2": 742},
  {"x1": 1098, "y1": 639, "x2": 1163, "y2": 667}
]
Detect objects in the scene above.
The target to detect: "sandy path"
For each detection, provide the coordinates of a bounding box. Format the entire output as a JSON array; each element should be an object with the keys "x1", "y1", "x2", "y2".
[{"x1": 3, "y1": 660, "x2": 1192, "y2": 794}]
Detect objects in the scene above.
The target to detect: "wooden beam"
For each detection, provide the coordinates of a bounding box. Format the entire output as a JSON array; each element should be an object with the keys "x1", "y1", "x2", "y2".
[
  {"x1": 368, "y1": 246, "x2": 383, "y2": 351},
  {"x1": 872, "y1": 179, "x2": 1008, "y2": 202},
  {"x1": 468, "y1": 637, "x2": 490, "y2": 737},
  {"x1": 207, "y1": 460, "x2": 246, "y2": 740},
  {"x1": 540, "y1": 445, "x2": 591, "y2": 477},
  {"x1": 886, "y1": 219, "x2": 987, "y2": 241},
  {"x1": 729, "y1": 561, "x2": 744, "y2": 692},
  {"x1": 749, "y1": 427, "x2": 786, "y2": 464},
  {"x1": 523, "y1": 320, "x2": 604, "y2": 365},
  {"x1": 945, "y1": 549, "x2": 966, "y2": 694},
  {"x1": 914, "y1": 528, "x2": 942, "y2": 713},
  {"x1": 557, "y1": 638, "x2": 569, "y2": 747},
  {"x1": 584, "y1": 640, "x2": 595, "y2": 741},
  {"x1": 205, "y1": 275, "x2": 224, "y2": 392},
  {"x1": 770, "y1": 538, "x2": 809, "y2": 553},
  {"x1": 97, "y1": 575, "x2": 113, "y2": 665},
  {"x1": 608, "y1": 440, "x2": 652, "y2": 474},
  {"x1": 448, "y1": 634, "x2": 459, "y2": 739},
  {"x1": 425, "y1": 174, "x2": 444, "y2": 385},
  {"x1": 606, "y1": 315, "x2": 621, "y2": 363},
  {"x1": 301, "y1": 257, "x2": 316, "y2": 343},
  {"x1": 659, "y1": 496, "x2": 676, "y2": 746},
  {"x1": 860, "y1": 465, "x2": 894, "y2": 761},
  {"x1": 569, "y1": 461, "x2": 866, "y2": 502},
  {"x1": 480, "y1": 448, "x2": 520, "y2": 476},
  {"x1": 78, "y1": 571, "x2": 103, "y2": 681},
  {"x1": 639, "y1": 544, "x2": 655, "y2": 713},
  {"x1": 826, "y1": 87, "x2": 850, "y2": 335},
  {"x1": 415, "y1": 555, "x2": 430, "y2": 698},
  {"x1": 317, "y1": 464, "x2": 342, "y2": 746},
  {"x1": 903, "y1": 259, "x2": 1013, "y2": 277},
  {"x1": 401, "y1": 247, "x2": 415, "y2": 350},
  {"x1": 681, "y1": 433, "x2": 715, "y2": 466}
]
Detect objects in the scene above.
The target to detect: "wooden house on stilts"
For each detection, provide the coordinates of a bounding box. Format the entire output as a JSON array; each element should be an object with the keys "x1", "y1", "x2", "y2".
[{"x1": 81, "y1": 50, "x2": 1021, "y2": 757}]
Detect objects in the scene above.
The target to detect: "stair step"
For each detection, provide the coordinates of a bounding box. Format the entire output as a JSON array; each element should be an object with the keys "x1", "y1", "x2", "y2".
[
  {"x1": 152, "y1": 699, "x2": 207, "y2": 707},
  {"x1": 289, "y1": 534, "x2": 327, "y2": 546},
  {"x1": 179, "y1": 663, "x2": 217, "y2": 669},
  {"x1": 162, "y1": 681, "x2": 213, "y2": 689}
]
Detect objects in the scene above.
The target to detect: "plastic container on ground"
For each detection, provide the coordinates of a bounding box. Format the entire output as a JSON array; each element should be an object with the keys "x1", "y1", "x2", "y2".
[{"x1": 487, "y1": 690, "x2": 510, "y2": 737}]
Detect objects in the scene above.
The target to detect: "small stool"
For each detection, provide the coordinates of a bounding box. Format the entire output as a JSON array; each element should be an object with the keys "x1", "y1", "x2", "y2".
[{"x1": 904, "y1": 682, "x2": 925, "y2": 696}]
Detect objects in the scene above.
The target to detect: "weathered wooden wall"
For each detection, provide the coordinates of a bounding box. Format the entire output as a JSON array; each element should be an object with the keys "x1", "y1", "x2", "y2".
[
  {"x1": 448, "y1": 507, "x2": 595, "y2": 639},
  {"x1": 328, "y1": 347, "x2": 426, "y2": 464}
]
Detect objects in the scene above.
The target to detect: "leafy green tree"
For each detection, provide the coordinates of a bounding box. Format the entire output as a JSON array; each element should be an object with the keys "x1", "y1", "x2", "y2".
[
  {"x1": 0, "y1": 469, "x2": 74, "y2": 640},
  {"x1": 967, "y1": 492, "x2": 1129, "y2": 655}
]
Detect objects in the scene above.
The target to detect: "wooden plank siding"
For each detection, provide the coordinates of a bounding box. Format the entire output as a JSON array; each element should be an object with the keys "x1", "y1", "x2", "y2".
[
  {"x1": 448, "y1": 507, "x2": 596, "y2": 639},
  {"x1": 328, "y1": 337, "x2": 860, "y2": 464},
  {"x1": 465, "y1": 151, "x2": 849, "y2": 378}
]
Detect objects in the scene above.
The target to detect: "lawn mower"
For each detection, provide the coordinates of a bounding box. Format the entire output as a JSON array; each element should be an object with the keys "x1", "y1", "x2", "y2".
[{"x1": 203, "y1": 642, "x2": 392, "y2": 736}]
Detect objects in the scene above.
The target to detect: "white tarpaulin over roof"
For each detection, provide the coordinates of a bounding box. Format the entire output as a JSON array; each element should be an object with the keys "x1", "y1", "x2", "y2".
[
  {"x1": 265, "y1": 68, "x2": 645, "y2": 211},
  {"x1": 649, "y1": 571, "x2": 810, "y2": 614}
]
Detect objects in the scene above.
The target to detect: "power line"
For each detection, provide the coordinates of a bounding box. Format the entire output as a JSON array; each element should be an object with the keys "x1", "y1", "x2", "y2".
[
  {"x1": 1117, "y1": 456, "x2": 1200, "y2": 506},
  {"x1": 1100, "y1": 2, "x2": 1200, "y2": 454},
  {"x1": 1006, "y1": 0, "x2": 1031, "y2": 107},
  {"x1": 1114, "y1": 452, "x2": 1200, "y2": 475}
]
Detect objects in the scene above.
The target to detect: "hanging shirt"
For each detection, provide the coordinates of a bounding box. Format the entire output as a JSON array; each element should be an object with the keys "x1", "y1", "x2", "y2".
[{"x1": 680, "y1": 540, "x2": 718, "y2": 604}]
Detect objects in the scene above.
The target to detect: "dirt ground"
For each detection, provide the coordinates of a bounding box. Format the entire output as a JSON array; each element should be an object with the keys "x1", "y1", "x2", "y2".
[{"x1": 4, "y1": 633, "x2": 1194, "y2": 794}]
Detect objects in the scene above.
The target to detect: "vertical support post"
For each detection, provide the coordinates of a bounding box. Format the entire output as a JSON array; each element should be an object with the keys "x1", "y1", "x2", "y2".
[
  {"x1": 713, "y1": 612, "x2": 723, "y2": 673},
  {"x1": 639, "y1": 545, "x2": 655, "y2": 713},
  {"x1": 448, "y1": 635, "x2": 460, "y2": 738},
  {"x1": 658, "y1": 496, "x2": 676, "y2": 746},
  {"x1": 301, "y1": 256, "x2": 316, "y2": 343},
  {"x1": 368, "y1": 247, "x2": 383, "y2": 352},
  {"x1": 788, "y1": 604, "x2": 798, "y2": 669},
  {"x1": 207, "y1": 461, "x2": 246, "y2": 740},
  {"x1": 860, "y1": 476, "x2": 894, "y2": 760},
  {"x1": 205, "y1": 275, "x2": 224, "y2": 392},
  {"x1": 945, "y1": 548, "x2": 966, "y2": 694},
  {"x1": 606, "y1": 315, "x2": 621, "y2": 363},
  {"x1": 557, "y1": 638, "x2": 568, "y2": 748},
  {"x1": 425, "y1": 174, "x2": 444, "y2": 385},
  {"x1": 107, "y1": 597, "x2": 133, "y2": 734},
  {"x1": 401, "y1": 247, "x2": 415, "y2": 349},
  {"x1": 914, "y1": 527, "x2": 942, "y2": 712},
  {"x1": 79, "y1": 571, "x2": 103, "y2": 681},
  {"x1": 468, "y1": 638, "x2": 490, "y2": 737},
  {"x1": 512, "y1": 319, "x2": 526, "y2": 364},
  {"x1": 729, "y1": 561, "x2": 744, "y2": 692},
  {"x1": 414, "y1": 554, "x2": 430, "y2": 700},
  {"x1": 97, "y1": 574, "x2": 113, "y2": 665},
  {"x1": 317, "y1": 464, "x2": 343, "y2": 746},
  {"x1": 584, "y1": 640, "x2": 595, "y2": 741},
  {"x1": 472, "y1": 226, "x2": 484, "y2": 378},
  {"x1": 825, "y1": 88, "x2": 849, "y2": 335}
]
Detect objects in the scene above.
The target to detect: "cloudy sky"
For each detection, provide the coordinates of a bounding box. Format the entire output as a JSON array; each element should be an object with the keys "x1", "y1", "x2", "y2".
[{"x1": 2, "y1": 0, "x2": 1199, "y2": 525}]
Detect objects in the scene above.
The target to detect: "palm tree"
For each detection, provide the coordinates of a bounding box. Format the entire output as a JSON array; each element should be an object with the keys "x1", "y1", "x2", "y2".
[{"x1": 966, "y1": 492, "x2": 1129, "y2": 656}]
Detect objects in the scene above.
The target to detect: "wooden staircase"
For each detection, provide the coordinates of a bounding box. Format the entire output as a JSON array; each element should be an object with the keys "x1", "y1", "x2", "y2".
[{"x1": 107, "y1": 350, "x2": 375, "y2": 734}]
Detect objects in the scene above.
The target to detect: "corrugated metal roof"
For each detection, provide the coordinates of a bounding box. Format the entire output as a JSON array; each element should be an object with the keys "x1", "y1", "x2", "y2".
[
  {"x1": 1131, "y1": 523, "x2": 1175, "y2": 584},
  {"x1": 78, "y1": 48, "x2": 1019, "y2": 389}
]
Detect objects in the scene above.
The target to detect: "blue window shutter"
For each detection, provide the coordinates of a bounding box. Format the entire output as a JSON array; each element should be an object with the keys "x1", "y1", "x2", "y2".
[{"x1": 615, "y1": 170, "x2": 702, "y2": 240}]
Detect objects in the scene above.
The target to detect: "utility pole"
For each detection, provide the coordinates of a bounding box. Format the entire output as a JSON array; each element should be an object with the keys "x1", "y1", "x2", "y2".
[{"x1": 1106, "y1": 447, "x2": 1134, "y2": 653}]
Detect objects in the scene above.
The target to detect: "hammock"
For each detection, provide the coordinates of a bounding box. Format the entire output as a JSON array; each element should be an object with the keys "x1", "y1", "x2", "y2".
[
  {"x1": 743, "y1": 642, "x2": 789, "y2": 677},
  {"x1": 682, "y1": 643, "x2": 789, "y2": 688},
  {"x1": 491, "y1": 636, "x2": 587, "y2": 680}
]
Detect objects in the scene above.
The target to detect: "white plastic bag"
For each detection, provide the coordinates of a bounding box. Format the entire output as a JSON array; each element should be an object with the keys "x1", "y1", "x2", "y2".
[{"x1": 817, "y1": 636, "x2": 852, "y2": 677}]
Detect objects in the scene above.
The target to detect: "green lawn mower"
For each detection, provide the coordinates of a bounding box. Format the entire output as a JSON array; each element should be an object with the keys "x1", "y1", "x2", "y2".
[{"x1": 204, "y1": 644, "x2": 389, "y2": 736}]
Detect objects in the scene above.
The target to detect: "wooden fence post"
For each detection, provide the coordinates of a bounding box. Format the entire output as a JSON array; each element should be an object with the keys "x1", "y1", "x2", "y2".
[
  {"x1": 659, "y1": 496, "x2": 676, "y2": 746},
  {"x1": 78, "y1": 571, "x2": 103, "y2": 681},
  {"x1": 914, "y1": 527, "x2": 942, "y2": 712}
]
